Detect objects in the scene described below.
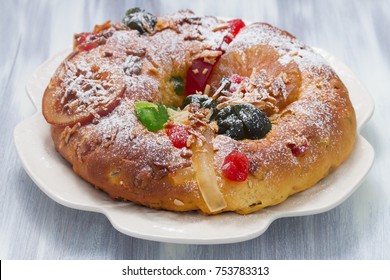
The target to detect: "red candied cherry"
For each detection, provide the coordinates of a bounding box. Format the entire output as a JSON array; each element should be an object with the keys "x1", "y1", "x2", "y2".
[
  {"x1": 228, "y1": 19, "x2": 246, "y2": 37},
  {"x1": 222, "y1": 150, "x2": 249, "y2": 182},
  {"x1": 229, "y1": 74, "x2": 248, "y2": 93},
  {"x1": 287, "y1": 143, "x2": 309, "y2": 157},
  {"x1": 76, "y1": 32, "x2": 94, "y2": 45},
  {"x1": 223, "y1": 35, "x2": 233, "y2": 44},
  {"x1": 185, "y1": 19, "x2": 246, "y2": 96},
  {"x1": 167, "y1": 124, "x2": 190, "y2": 149},
  {"x1": 223, "y1": 19, "x2": 246, "y2": 44},
  {"x1": 80, "y1": 42, "x2": 99, "y2": 51},
  {"x1": 229, "y1": 74, "x2": 244, "y2": 84},
  {"x1": 76, "y1": 32, "x2": 98, "y2": 51}
]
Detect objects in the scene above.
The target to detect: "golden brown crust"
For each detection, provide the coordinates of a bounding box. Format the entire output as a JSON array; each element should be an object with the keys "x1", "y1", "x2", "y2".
[{"x1": 44, "y1": 11, "x2": 356, "y2": 214}]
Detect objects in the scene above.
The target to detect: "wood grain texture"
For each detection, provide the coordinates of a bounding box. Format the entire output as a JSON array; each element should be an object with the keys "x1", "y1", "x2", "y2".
[{"x1": 1, "y1": 0, "x2": 389, "y2": 259}]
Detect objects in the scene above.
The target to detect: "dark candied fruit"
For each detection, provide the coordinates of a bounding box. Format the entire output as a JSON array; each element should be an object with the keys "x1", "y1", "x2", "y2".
[
  {"x1": 122, "y1": 8, "x2": 157, "y2": 34},
  {"x1": 216, "y1": 104, "x2": 271, "y2": 140},
  {"x1": 222, "y1": 150, "x2": 249, "y2": 182},
  {"x1": 236, "y1": 104, "x2": 271, "y2": 139},
  {"x1": 183, "y1": 94, "x2": 217, "y2": 109},
  {"x1": 217, "y1": 110, "x2": 245, "y2": 140},
  {"x1": 170, "y1": 76, "x2": 185, "y2": 95}
]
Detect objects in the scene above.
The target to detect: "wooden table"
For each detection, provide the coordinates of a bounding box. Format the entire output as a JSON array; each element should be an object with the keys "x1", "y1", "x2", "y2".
[{"x1": 1, "y1": 0, "x2": 388, "y2": 259}]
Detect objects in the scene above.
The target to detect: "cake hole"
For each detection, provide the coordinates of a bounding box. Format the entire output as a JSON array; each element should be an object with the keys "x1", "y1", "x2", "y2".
[
  {"x1": 110, "y1": 169, "x2": 121, "y2": 177},
  {"x1": 249, "y1": 201, "x2": 263, "y2": 207}
]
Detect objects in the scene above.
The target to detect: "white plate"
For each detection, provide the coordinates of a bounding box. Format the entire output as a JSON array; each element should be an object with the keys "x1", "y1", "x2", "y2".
[{"x1": 14, "y1": 47, "x2": 374, "y2": 244}]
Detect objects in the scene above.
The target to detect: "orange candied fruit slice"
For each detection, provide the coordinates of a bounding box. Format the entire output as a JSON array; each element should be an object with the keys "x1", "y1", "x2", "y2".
[{"x1": 42, "y1": 52, "x2": 125, "y2": 126}]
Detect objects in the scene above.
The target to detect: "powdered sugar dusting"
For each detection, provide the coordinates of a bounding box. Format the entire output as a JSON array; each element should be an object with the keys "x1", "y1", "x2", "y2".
[
  {"x1": 61, "y1": 11, "x2": 233, "y2": 184},
  {"x1": 56, "y1": 51, "x2": 125, "y2": 119},
  {"x1": 209, "y1": 22, "x2": 354, "y2": 185},
  {"x1": 230, "y1": 23, "x2": 328, "y2": 71}
]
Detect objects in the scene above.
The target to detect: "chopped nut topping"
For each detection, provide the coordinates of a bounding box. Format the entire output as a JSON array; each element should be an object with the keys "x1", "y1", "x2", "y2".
[
  {"x1": 211, "y1": 78, "x2": 231, "y2": 100},
  {"x1": 180, "y1": 148, "x2": 193, "y2": 158},
  {"x1": 195, "y1": 49, "x2": 222, "y2": 64},
  {"x1": 212, "y1": 24, "x2": 230, "y2": 32},
  {"x1": 102, "y1": 127, "x2": 118, "y2": 148},
  {"x1": 60, "y1": 122, "x2": 81, "y2": 148},
  {"x1": 91, "y1": 64, "x2": 100, "y2": 73},
  {"x1": 125, "y1": 48, "x2": 146, "y2": 57},
  {"x1": 204, "y1": 84, "x2": 211, "y2": 96},
  {"x1": 145, "y1": 52, "x2": 159, "y2": 68},
  {"x1": 174, "y1": 199, "x2": 185, "y2": 206},
  {"x1": 185, "y1": 104, "x2": 211, "y2": 147},
  {"x1": 123, "y1": 55, "x2": 142, "y2": 76}
]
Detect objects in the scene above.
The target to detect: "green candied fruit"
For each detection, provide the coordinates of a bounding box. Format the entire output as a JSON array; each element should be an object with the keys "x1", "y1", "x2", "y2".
[
  {"x1": 134, "y1": 101, "x2": 169, "y2": 132},
  {"x1": 170, "y1": 76, "x2": 185, "y2": 95},
  {"x1": 122, "y1": 8, "x2": 157, "y2": 34}
]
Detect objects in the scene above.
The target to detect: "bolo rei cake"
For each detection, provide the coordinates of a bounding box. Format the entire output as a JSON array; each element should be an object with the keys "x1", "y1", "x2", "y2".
[{"x1": 42, "y1": 8, "x2": 356, "y2": 214}]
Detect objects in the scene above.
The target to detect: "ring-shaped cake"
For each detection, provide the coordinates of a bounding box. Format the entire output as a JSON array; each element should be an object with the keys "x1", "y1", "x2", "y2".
[{"x1": 42, "y1": 9, "x2": 356, "y2": 214}]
